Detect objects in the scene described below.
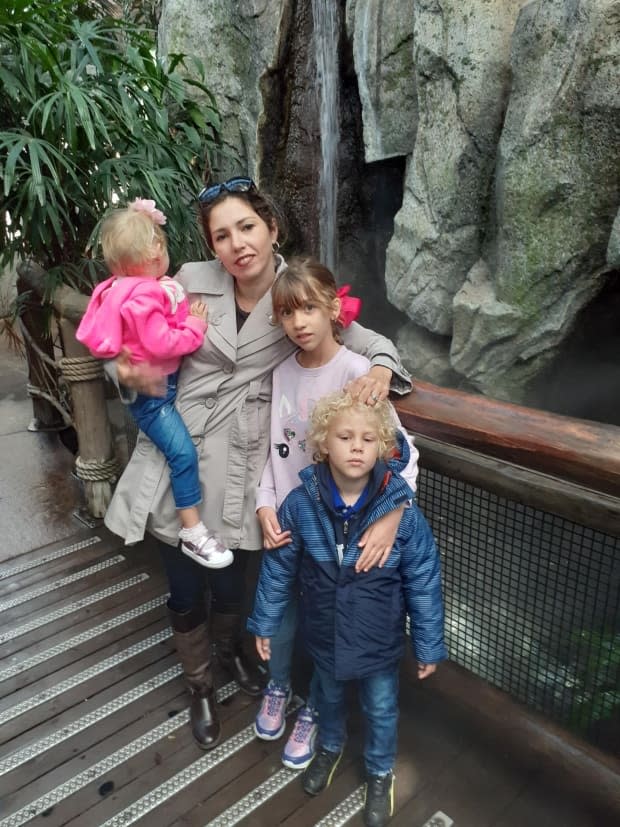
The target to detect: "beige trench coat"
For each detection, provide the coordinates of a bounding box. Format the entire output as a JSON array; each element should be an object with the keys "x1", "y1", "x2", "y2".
[{"x1": 104, "y1": 257, "x2": 412, "y2": 551}]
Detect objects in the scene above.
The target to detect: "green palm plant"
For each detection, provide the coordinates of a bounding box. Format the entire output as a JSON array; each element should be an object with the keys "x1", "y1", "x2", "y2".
[{"x1": 0, "y1": 0, "x2": 222, "y2": 294}]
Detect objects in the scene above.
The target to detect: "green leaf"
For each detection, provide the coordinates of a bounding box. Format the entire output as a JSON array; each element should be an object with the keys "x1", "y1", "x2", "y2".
[{"x1": 1, "y1": 3, "x2": 222, "y2": 281}]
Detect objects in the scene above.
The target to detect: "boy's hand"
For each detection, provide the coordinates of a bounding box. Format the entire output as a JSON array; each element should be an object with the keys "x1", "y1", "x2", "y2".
[
  {"x1": 417, "y1": 663, "x2": 437, "y2": 680},
  {"x1": 356, "y1": 505, "x2": 405, "y2": 572},
  {"x1": 190, "y1": 300, "x2": 208, "y2": 321},
  {"x1": 255, "y1": 636, "x2": 271, "y2": 661},
  {"x1": 257, "y1": 507, "x2": 291, "y2": 549},
  {"x1": 117, "y1": 348, "x2": 166, "y2": 396}
]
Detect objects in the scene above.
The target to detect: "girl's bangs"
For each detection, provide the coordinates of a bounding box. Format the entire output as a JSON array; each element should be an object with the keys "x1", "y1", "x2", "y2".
[{"x1": 273, "y1": 275, "x2": 328, "y2": 314}]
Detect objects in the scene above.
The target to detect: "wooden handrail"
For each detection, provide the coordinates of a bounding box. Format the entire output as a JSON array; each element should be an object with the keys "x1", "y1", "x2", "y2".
[{"x1": 394, "y1": 380, "x2": 620, "y2": 498}]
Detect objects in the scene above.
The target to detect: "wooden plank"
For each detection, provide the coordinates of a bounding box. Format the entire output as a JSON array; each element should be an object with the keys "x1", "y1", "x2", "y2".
[
  {"x1": 63, "y1": 699, "x2": 264, "y2": 826},
  {"x1": 0, "y1": 591, "x2": 167, "y2": 695},
  {"x1": 492, "y1": 780, "x2": 604, "y2": 827},
  {"x1": 394, "y1": 381, "x2": 620, "y2": 497},
  {"x1": 0, "y1": 653, "x2": 182, "y2": 797},
  {"x1": 0, "y1": 569, "x2": 164, "y2": 660},
  {"x1": 0, "y1": 687, "x2": 188, "y2": 823},
  {"x1": 25, "y1": 688, "x2": 252, "y2": 827}
]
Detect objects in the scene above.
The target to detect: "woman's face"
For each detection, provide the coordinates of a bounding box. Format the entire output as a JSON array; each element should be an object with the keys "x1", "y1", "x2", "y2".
[{"x1": 208, "y1": 196, "x2": 278, "y2": 289}]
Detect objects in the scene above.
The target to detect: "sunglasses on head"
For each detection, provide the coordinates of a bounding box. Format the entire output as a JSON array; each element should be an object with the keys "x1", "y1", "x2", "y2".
[{"x1": 198, "y1": 177, "x2": 256, "y2": 204}]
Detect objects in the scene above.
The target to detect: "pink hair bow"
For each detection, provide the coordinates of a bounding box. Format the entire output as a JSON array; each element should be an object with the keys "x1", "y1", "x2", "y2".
[
  {"x1": 336, "y1": 284, "x2": 362, "y2": 328},
  {"x1": 129, "y1": 198, "x2": 167, "y2": 226}
]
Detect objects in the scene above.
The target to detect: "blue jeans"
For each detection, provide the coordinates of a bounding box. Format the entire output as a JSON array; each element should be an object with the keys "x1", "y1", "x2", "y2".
[
  {"x1": 269, "y1": 594, "x2": 318, "y2": 708},
  {"x1": 314, "y1": 664, "x2": 399, "y2": 775},
  {"x1": 128, "y1": 372, "x2": 201, "y2": 509}
]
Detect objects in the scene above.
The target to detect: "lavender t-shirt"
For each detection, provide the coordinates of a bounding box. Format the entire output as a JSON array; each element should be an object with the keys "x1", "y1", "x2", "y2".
[{"x1": 256, "y1": 346, "x2": 370, "y2": 511}]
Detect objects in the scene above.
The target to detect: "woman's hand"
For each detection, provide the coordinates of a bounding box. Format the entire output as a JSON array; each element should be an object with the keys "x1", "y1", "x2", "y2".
[
  {"x1": 355, "y1": 504, "x2": 405, "y2": 572},
  {"x1": 256, "y1": 636, "x2": 271, "y2": 660},
  {"x1": 117, "y1": 348, "x2": 166, "y2": 397},
  {"x1": 417, "y1": 663, "x2": 437, "y2": 680},
  {"x1": 257, "y1": 507, "x2": 292, "y2": 549},
  {"x1": 346, "y1": 365, "x2": 392, "y2": 406}
]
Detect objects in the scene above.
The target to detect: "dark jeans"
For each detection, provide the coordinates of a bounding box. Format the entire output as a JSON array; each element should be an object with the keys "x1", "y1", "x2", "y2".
[
  {"x1": 129, "y1": 371, "x2": 201, "y2": 509},
  {"x1": 314, "y1": 663, "x2": 400, "y2": 775},
  {"x1": 159, "y1": 539, "x2": 250, "y2": 614}
]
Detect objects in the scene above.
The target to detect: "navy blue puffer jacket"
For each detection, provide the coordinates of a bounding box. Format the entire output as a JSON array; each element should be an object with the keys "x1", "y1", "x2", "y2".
[{"x1": 248, "y1": 437, "x2": 447, "y2": 680}]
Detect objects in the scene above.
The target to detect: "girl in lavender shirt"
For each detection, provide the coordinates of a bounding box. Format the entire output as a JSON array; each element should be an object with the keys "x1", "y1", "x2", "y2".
[{"x1": 252, "y1": 256, "x2": 419, "y2": 769}]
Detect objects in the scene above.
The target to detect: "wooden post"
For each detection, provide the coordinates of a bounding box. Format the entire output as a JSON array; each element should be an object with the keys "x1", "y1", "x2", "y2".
[
  {"x1": 17, "y1": 260, "x2": 118, "y2": 517},
  {"x1": 57, "y1": 316, "x2": 118, "y2": 517}
]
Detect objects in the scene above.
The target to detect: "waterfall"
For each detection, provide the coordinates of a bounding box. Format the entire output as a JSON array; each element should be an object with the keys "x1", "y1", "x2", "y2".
[{"x1": 311, "y1": 0, "x2": 340, "y2": 271}]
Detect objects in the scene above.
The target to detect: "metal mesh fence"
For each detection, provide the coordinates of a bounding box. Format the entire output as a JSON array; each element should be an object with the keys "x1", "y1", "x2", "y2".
[{"x1": 417, "y1": 467, "x2": 620, "y2": 756}]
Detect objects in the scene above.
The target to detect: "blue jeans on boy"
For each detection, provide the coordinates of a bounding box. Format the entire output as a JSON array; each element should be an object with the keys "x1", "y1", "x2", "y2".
[
  {"x1": 314, "y1": 663, "x2": 399, "y2": 775},
  {"x1": 269, "y1": 592, "x2": 319, "y2": 708},
  {"x1": 128, "y1": 371, "x2": 201, "y2": 510}
]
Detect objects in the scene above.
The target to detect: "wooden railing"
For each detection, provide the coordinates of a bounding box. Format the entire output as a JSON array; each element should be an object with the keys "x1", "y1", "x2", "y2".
[
  {"x1": 394, "y1": 382, "x2": 620, "y2": 816},
  {"x1": 394, "y1": 379, "x2": 620, "y2": 498}
]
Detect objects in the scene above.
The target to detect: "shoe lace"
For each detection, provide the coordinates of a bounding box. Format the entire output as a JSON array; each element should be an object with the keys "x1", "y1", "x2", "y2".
[
  {"x1": 292, "y1": 710, "x2": 316, "y2": 742},
  {"x1": 263, "y1": 686, "x2": 287, "y2": 716}
]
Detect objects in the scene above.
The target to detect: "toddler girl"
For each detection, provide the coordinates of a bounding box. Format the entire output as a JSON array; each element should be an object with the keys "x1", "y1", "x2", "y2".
[{"x1": 76, "y1": 198, "x2": 232, "y2": 569}]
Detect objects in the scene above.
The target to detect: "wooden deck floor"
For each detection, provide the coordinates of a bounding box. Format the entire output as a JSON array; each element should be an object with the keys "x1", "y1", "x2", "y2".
[{"x1": 0, "y1": 526, "x2": 612, "y2": 827}]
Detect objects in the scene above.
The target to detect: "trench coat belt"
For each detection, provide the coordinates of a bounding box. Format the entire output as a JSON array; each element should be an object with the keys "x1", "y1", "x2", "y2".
[{"x1": 221, "y1": 379, "x2": 262, "y2": 529}]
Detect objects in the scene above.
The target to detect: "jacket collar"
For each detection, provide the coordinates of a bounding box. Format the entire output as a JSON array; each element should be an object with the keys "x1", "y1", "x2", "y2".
[
  {"x1": 300, "y1": 455, "x2": 412, "y2": 529},
  {"x1": 179, "y1": 256, "x2": 290, "y2": 357},
  {"x1": 315, "y1": 460, "x2": 390, "y2": 522}
]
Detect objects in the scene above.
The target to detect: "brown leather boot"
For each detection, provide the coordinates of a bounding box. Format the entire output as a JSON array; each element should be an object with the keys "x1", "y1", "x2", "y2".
[
  {"x1": 211, "y1": 610, "x2": 266, "y2": 697},
  {"x1": 167, "y1": 602, "x2": 221, "y2": 750}
]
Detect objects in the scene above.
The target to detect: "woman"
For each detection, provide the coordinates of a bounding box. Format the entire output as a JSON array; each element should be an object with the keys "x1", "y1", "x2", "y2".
[{"x1": 105, "y1": 177, "x2": 412, "y2": 751}]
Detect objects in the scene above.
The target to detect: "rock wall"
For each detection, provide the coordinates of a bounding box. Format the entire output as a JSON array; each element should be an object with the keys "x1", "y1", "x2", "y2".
[
  {"x1": 158, "y1": 0, "x2": 620, "y2": 420},
  {"x1": 158, "y1": 0, "x2": 287, "y2": 179},
  {"x1": 449, "y1": 0, "x2": 620, "y2": 401}
]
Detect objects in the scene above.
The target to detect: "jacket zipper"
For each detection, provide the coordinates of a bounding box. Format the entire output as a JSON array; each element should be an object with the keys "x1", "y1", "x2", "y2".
[{"x1": 336, "y1": 519, "x2": 349, "y2": 566}]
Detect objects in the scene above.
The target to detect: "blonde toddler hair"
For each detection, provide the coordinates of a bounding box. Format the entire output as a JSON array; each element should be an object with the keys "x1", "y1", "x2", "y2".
[
  {"x1": 101, "y1": 207, "x2": 167, "y2": 275},
  {"x1": 308, "y1": 390, "x2": 397, "y2": 463}
]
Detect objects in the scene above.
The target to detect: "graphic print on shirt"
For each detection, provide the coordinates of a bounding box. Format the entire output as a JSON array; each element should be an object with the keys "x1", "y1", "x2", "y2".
[{"x1": 275, "y1": 389, "x2": 320, "y2": 464}]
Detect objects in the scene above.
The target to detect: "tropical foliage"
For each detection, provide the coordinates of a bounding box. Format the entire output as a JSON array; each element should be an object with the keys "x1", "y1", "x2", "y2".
[{"x1": 0, "y1": 0, "x2": 222, "y2": 292}]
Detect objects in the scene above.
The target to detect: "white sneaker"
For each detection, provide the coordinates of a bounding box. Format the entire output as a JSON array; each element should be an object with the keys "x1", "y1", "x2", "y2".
[{"x1": 180, "y1": 531, "x2": 233, "y2": 569}]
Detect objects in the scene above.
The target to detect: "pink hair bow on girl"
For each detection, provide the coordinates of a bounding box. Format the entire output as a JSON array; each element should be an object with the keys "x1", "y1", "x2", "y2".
[
  {"x1": 336, "y1": 284, "x2": 362, "y2": 328},
  {"x1": 129, "y1": 198, "x2": 167, "y2": 226}
]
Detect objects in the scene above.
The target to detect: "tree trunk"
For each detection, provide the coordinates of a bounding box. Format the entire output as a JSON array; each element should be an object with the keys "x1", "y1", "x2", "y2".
[{"x1": 15, "y1": 271, "x2": 65, "y2": 430}]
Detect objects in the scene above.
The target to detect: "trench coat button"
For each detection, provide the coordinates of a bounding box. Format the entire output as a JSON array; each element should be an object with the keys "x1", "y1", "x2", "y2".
[
  {"x1": 204, "y1": 396, "x2": 216, "y2": 409},
  {"x1": 223, "y1": 364, "x2": 234, "y2": 374}
]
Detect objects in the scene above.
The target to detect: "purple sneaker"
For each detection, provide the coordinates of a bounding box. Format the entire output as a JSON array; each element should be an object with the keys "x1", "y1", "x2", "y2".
[
  {"x1": 254, "y1": 681, "x2": 291, "y2": 740},
  {"x1": 282, "y1": 705, "x2": 318, "y2": 769}
]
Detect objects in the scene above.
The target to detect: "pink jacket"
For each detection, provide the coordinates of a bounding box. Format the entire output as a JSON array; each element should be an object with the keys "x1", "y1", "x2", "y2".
[{"x1": 76, "y1": 275, "x2": 206, "y2": 375}]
